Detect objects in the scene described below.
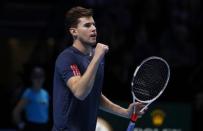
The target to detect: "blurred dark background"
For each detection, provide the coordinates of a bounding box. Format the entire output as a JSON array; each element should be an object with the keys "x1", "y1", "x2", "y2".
[{"x1": 0, "y1": 0, "x2": 203, "y2": 130}]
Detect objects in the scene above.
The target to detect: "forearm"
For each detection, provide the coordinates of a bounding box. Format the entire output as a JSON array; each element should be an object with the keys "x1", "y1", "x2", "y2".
[
  {"x1": 12, "y1": 109, "x2": 22, "y2": 125},
  {"x1": 12, "y1": 99, "x2": 27, "y2": 130},
  {"x1": 69, "y1": 56, "x2": 100, "y2": 100},
  {"x1": 13, "y1": 110, "x2": 25, "y2": 129},
  {"x1": 99, "y1": 94, "x2": 128, "y2": 118}
]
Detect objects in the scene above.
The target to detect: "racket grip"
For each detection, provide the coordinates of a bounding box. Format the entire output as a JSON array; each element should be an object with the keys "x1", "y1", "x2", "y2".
[
  {"x1": 126, "y1": 121, "x2": 135, "y2": 131},
  {"x1": 130, "y1": 113, "x2": 138, "y2": 122}
]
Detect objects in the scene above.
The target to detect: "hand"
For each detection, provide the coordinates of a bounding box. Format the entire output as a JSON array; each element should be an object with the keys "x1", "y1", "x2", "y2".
[
  {"x1": 94, "y1": 43, "x2": 109, "y2": 62},
  {"x1": 125, "y1": 102, "x2": 147, "y2": 119}
]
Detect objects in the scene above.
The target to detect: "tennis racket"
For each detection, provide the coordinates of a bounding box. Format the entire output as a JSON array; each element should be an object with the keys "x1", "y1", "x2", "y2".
[{"x1": 126, "y1": 56, "x2": 170, "y2": 131}]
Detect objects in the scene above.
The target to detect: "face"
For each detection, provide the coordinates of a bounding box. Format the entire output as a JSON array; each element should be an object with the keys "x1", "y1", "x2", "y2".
[
  {"x1": 31, "y1": 76, "x2": 44, "y2": 89},
  {"x1": 71, "y1": 17, "x2": 97, "y2": 46},
  {"x1": 31, "y1": 68, "x2": 45, "y2": 89}
]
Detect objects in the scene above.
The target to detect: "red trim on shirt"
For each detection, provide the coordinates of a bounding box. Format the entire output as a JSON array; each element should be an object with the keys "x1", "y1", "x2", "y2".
[{"x1": 70, "y1": 64, "x2": 81, "y2": 76}]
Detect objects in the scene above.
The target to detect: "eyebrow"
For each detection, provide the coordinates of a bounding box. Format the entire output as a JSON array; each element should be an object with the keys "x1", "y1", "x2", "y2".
[{"x1": 84, "y1": 22, "x2": 95, "y2": 25}]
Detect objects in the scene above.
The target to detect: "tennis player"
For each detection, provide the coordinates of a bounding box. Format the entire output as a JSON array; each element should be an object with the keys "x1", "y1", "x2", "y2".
[{"x1": 52, "y1": 6, "x2": 145, "y2": 131}]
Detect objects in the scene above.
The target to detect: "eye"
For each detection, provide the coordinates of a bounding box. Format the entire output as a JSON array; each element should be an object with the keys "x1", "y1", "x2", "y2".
[
  {"x1": 84, "y1": 23, "x2": 96, "y2": 28},
  {"x1": 84, "y1": 23, "x2": 91, "y2": 28}
]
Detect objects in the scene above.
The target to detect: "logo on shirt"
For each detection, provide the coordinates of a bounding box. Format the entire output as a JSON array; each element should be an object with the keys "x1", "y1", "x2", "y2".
[{"x1": 70, "y1": 64, "x2": 81, "y2": 76}]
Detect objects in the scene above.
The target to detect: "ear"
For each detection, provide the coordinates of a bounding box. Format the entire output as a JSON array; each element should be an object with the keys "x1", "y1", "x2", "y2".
[{"x1": 69, "y1": 28, "x2": 77, "y2": 37}]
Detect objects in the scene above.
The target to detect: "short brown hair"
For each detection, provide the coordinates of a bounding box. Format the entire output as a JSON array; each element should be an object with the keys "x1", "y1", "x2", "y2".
[{"x1": 65, "y1": 6, "x2": 93, "y2": 29}]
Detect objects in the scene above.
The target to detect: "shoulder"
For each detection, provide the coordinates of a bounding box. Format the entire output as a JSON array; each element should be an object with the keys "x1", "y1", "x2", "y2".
[
  {"x1": 23, "y1": 88, "x2": 32, "y2": 94},
  {"x1": 40, "y1": 89, "x2": 49, "y2": 98},
  {"x1": 22, "y1": 87, "x2": 32, "y2": 98},
  {"x1": 41, "y1": 89, "x2": 49, "y2": 95},
  {"x1": 57, "y1": 47, "x2": 75, "y2": 59},
  {"x1": 56, "y1": 47, "x2": 76, "y2": 64}
]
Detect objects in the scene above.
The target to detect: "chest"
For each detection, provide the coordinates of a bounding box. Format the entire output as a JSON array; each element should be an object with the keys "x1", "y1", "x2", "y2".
[
  {"x1": 78, "y1": 56, "x2": 104, "y2": 76},
  {"x1": 27, "y1": 92, "x2": 48, "y2": 105}
]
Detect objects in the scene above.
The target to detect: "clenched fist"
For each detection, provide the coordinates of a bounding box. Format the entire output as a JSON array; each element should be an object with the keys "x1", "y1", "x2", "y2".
[{"x1": 93, "y1": 43, "x2": 109, "y2": 62}]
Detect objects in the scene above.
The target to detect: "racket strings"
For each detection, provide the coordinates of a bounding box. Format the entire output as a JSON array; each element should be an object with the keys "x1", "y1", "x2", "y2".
[
  {"x1": 132, "y1": 59, "x2": 169, "y2": 101},
  {"x1": 132, "y1": 87, "x2": 150, "y2": 96}
]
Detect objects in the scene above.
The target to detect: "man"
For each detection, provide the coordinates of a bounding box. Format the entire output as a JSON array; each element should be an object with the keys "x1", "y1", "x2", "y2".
[
  {"x1": 13, "y1": 67, "x2": 49, "y2": 131},
  {"x1": 53, "y1": 6, "x2": 144, "y2": 131}
]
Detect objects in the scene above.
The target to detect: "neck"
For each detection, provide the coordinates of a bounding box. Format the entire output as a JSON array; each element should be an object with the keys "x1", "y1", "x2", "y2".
[
  {"x1": 32, "y1": 86, "x2": 41, "y2": 91},
  {"x1": 73, "y1": 40, "x2": 93, "y2": 55}
]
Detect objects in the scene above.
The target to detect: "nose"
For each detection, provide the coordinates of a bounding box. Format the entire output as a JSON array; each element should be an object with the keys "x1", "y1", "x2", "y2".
[{"x1": 91, "y1": 24, "x2": 96, "y2": 32}]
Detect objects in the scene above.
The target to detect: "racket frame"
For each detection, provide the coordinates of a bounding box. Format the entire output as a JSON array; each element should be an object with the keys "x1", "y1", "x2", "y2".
[{"x1": 131, "y1": 56, "x2": 170, "y2": 113}]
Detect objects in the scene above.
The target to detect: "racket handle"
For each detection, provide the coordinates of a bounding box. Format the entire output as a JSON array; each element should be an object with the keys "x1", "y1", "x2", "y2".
[
  {"x1": 126, "y1": 121, "x2": 135, "y2": 131},
  {"x1": 126, "y1": 113, "x2": 137, "y2": 131},
  {"x1": 130, "y1": 113, "x2": 138, "y2": 122}
]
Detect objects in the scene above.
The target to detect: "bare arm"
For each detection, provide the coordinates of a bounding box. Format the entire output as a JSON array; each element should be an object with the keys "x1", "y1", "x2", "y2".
[
  {"x1": 99, "y1": 94, "x2": 145, "y2": 119},
  {"x1": 67, "y1": 43, "x2": 108, "y2": 100},
  {"x1": 99, "y1": 94, "x2": 130, "y2": 118},
  {"x1": 12, "y1": 99, "x2": 27, "y2": 125}
]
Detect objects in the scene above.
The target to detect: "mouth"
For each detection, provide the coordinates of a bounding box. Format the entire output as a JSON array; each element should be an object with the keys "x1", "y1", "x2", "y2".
[{"x1": 90, "y1": 34, "x2": 97, "y2": 38}]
